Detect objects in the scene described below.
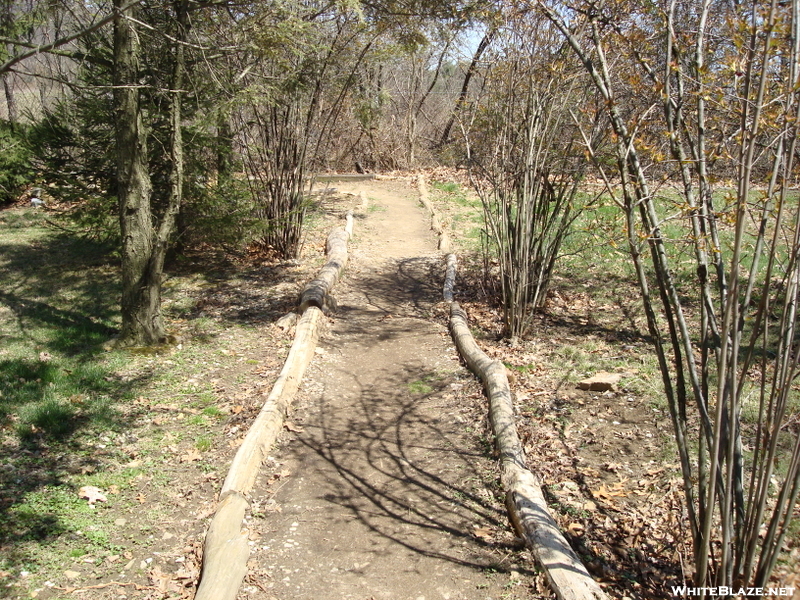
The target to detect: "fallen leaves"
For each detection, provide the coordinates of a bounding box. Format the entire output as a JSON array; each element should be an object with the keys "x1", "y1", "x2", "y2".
[
  {"x1": 78, "y1": 486, "x2": 107, "y2": 505},
  {"x1": 472, "y1": 526, "x2": 493, "y2": 542},
  {"x1": 593, "y1": 481, "x2": 629, "y2": 501},
  {"x1": 180, "y1": 449, "x2": 202, "y2": 463},
  {"x1": 284, "y1": 421, "x2": 304, "y2": 433}
]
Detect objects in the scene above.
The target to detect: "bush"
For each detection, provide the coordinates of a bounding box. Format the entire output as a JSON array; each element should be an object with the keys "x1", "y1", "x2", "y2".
[{"x1": 0, "y1": 120, "x2": 34, "y2": 204}]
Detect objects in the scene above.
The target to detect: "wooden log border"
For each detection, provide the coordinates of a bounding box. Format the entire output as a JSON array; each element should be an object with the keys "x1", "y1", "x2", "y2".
[
  {"x1": 195, "y1": 210, "x2": 354, "y2": 600},
  {"x1": 298, "y1": 210, "x2": 353, "y2": 312},
  {"x1": 444, "y1": 254, "x2": 609, "y2": 600},
  {"x1": 417, "y1": 174, "x2": 451, "y2": 252}
]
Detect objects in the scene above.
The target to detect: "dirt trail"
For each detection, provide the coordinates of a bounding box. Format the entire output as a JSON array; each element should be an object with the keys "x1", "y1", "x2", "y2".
[{"x1": 241, "y1": 180, "x2": 534, "y2": 600}]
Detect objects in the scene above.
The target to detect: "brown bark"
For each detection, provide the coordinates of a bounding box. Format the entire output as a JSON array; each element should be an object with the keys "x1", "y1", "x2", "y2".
[
  {"x1": 449, "y1": 299, "x2": 609, "y2": 600},
  {"x1": 2, "y1": 70, "x2": 15, "y2": 123},
  {"x1": 114, "y1": 0, "x2": 187, "y2": 346},
  {"x1": 299, "y1": 223, "x2": 350, "y2": 312},
  {"x1": 443, "y1": 254, "x2": 457, "y2": 302},
  {"x1": 114, "y1": 0, "x2": 160, "y2": 346}
]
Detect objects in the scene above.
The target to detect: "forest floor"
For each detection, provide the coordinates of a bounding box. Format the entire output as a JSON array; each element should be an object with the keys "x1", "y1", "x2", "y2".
[{"x1": 1, "y1": 175, "x2": 799, "y2": 600}]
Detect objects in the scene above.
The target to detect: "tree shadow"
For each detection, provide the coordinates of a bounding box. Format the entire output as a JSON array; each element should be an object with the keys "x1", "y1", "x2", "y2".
[
  {"x1": 281, "y1": 363, "x2": 536, "y2": 578},
  {"x1": 0, "y1": 219, "x2": 150, "y2": 587}
]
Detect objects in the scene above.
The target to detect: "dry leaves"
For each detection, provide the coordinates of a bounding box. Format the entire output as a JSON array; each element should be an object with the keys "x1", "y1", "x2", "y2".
[{"x1": 78, "y1": 486, "x2": 107, "y2": 505}]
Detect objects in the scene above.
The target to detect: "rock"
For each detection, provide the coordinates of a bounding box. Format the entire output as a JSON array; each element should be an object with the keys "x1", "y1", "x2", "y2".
[{"x1": 576, "y1": 371, "x2": 623, "y2": 392}]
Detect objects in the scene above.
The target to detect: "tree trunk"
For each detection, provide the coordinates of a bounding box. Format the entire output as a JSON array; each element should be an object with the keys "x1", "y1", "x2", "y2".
[
  {"x1": 1, "y1": 0, "x2": 17, "y2": 123},
  {"x1": 114, "y1": 0, "x2": 161, "y2": 346},
  {"x1": 113, "y1": 0, "x2": 188, "y2": 346},
  {"x1": 2, "y1": 70, "x2": 16, "y2": 123},
  {"x1": 438, "y1": 28, "x2": 494, "y2": 148}
]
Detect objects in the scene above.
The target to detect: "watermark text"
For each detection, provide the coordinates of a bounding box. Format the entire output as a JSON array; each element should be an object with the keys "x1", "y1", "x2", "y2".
[{"x1": 671, "y1": 586, "x2": 796, "y2": 597}]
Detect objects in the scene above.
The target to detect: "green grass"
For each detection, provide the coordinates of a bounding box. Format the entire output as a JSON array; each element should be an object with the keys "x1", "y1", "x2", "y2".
[
  {"x1": 0, "y1": 208, "x2": 145, "y2": 582},
  {"x1": 0, "y1": 209, "x2": 132, "y2": 439},
  {"x1": 195, "y1": 434, "x2": 213, "y2": 452},
  {"x1": 0, "y1": 484, "x2": 124, "y2": 577},
  {"x1": 407, "y1": 379, "x2": 433, "y2": 395}
]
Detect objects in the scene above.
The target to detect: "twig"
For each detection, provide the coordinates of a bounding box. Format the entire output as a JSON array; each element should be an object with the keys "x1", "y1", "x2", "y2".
[{"x1": 54, "y1": 581, "x2": 157, "y2": 593}]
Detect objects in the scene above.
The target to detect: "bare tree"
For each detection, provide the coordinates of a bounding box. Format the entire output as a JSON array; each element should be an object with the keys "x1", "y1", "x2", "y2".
[
  {"x1": 539, "y1": 0, "x2": 800, "y2": 590},
  {"x1": 466, "y1": 13, "x2": 596, "y2": 338}
]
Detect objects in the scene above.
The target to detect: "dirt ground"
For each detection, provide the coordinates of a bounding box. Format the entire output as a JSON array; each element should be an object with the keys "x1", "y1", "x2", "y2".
[
  {"x1": 6, "y1": 176, "x2": 798, "y2": 600},
  {"x1": 234, "y1": 179, "x2": 538, "y2": 600}
]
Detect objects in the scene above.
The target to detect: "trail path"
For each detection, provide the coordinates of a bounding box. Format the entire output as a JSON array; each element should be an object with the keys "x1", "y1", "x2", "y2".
[{"x1": 242, "y1": 179, "x2": 534, "y2": 600}]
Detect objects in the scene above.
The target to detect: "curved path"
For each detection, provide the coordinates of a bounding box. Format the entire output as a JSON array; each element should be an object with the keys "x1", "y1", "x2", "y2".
[{"x1": 242, "y1": 179, "x2": 535, "y2": 600}]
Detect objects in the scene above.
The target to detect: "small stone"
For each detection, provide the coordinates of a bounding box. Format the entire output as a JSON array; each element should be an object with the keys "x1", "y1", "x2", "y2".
[
  {"x1": 576, "y1": 371, "x2": 623, "y2": 392},
  {"x1": 63, "y1": 570, "x2": 80, "y2": 580}
]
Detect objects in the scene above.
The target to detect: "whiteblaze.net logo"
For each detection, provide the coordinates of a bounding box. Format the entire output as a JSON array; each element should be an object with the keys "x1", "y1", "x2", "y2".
[{"x1": 671, "y1": 586, "x2": 796, "y2": 597}]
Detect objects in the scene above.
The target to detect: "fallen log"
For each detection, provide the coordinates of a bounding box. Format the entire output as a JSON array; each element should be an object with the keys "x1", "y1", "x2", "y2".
[
  {"x1": 222, "y1": 307, "x2": 323, "y2": 495},
  {"x1": 417, "y1": 174, "x2": 451, "y2": 253},
  {"x1": 443, "y1": 254, "x2": 457, "y2": 302},
  {"x1": 312, "y1": 173, "x2": 376, "y2": 183},
  {"x1": 195, "y1": 307, "x2": 324, "y2": 600},
  {"x1": 299, "y1": 223, "x2": 350, "y2": 312},
  {"x1": 344, "y1": 209, "x2": 354, "y2": 237},
  {"x1": 417, "y1": 173, "x2": 434, "y2": 213},
  {"x1": 195, "y1": 492, "x2": 250, "y2": 600},
  {"x1": 438, "y1": 230, "x2": 451, "y2": 253},
  {"x1": 449, "y1": 300, "x2": 609, "y2": 600},
  {"x1": 197, "y1": 206, "x2": 356, "y2": 600}
]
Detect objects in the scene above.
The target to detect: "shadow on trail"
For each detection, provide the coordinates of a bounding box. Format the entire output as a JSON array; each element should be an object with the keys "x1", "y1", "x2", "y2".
[
  {"x1": 294, "y1": 363, "x2": 535, "y2": 576},
  {"x1": 330, "y1": 256, "x2": 446, "y2": 347},
  {"x1": 356, "y1": 256, "x2": 444, "y2": 316}
]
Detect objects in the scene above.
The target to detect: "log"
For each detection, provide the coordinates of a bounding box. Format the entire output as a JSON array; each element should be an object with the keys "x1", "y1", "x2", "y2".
[
  {"x1": 417, "y1": 174, "x2": 434, "y2": 212},
  {"x1": 312, "y1": 173, "x2": 376, "y2": 183},
  {"x1": 196, "y1": 210, "x2": 353, "y2": 600},
  {"x1": 222, "y1": 307, "x2": 323, "y2": 494},
  {"x1": 443, "y1": 254, "x2": 457, "y2": 302},
  {"x1": 438, "y1": 231, "x2": 451, "y2": 253},
  {"x1": 299, "y1": 227, "x2": 349, "y2": 312},
  {"x1": 449, "y1": 301, "x2": 609, "y2": 600},
  {"x1": 431, "y1": 213, "x2": 443, "y2": 234},
  {"x1": 417, "y1": 173, "x2": 452, "y2": 252},
  {"x1": 194, "y1": 307, "x2": 324, "y2": 600},
  {"x1": 275, "y1": 311, "x2": 298, "y2": 332},
  {"x1": 344, "y1": 210, "x2": 354, "y2": 237},
  {"x1": 194, "y1": 492, "x2": 250, "y2": 600}
]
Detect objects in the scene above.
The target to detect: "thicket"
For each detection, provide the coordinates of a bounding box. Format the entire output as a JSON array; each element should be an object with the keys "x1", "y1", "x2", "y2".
[
  {"x1": 0, "y1": 120, "x2": 33, "y2": 204},
  {"x1": 464, "y1": 13, "x2": 598, "y2": 338}
]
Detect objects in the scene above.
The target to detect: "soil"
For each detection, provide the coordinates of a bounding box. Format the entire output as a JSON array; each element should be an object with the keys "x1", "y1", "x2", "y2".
[
  {"x1": 238, "y1": 179, "x2": 536, "y2": 600},
  {"x1": 6, "y1": 176, "x2": 798, "y2": 600}
]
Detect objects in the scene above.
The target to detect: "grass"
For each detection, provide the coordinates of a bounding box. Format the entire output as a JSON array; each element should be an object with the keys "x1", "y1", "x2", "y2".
[
  {"x1": 0, "y1": 209, "x2": 192, "y2": 587},
  {"x1": 0, "y1": 209, "x2": 131, "y2": 438},
  {"x1": 429, "y1": 180, "x2": 484, "y2": 252},
  {"x1": 0, "y1": 207, "x2": 141, "y2": 580},
  {"x1": 0, "y1": 187, "x2": 354, "y2": 595},
  {"x1": 407, "y1": 379, "x2": 434, "y2": 395}
]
